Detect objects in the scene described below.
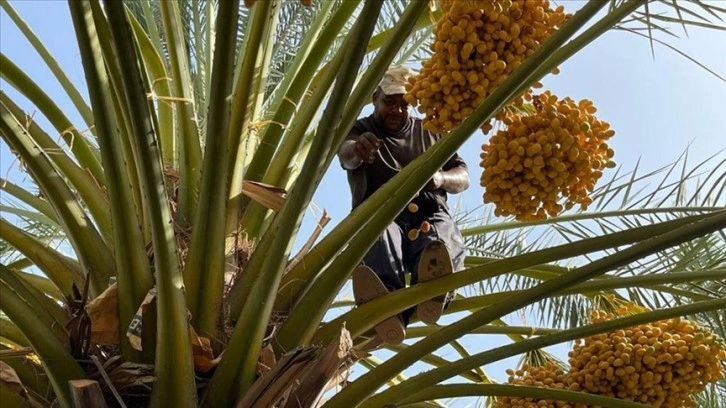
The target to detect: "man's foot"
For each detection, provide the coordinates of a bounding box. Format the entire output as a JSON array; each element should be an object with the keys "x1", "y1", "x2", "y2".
[
  {"x1": 352, "y1": 266, "x2": 405, "y2": 345},
  {"x1": 416, "y1": 240, "x2": 453, "y2": 325}
]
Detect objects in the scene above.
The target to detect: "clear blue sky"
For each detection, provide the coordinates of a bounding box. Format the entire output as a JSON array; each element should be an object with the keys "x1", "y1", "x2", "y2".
[{"x1": 1, "y1": 1, "x2": 725, "y2": 405}]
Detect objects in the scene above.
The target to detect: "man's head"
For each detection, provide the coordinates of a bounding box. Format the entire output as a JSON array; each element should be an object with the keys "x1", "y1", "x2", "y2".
[{"x1": 373, "y1": 65, "x2": 415, "y2": 133}]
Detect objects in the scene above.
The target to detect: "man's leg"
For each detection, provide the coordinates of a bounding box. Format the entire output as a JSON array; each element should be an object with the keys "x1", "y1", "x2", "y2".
[
  {"x1": 352, "y1": 266, "x2": 405, "y2": 345},
  {"x1": 361, "y1": 222, "x2": 407, "y2": 292},
  {"x1": 353, "y1": 222, "x2": 407, "y2": 344},
  {"x1": 409, "y1": 209, "x2": 466, "y2": 324},
  {"x1": 414, "y1": 240, "x2": 453, "y2": 324},
  {"x1": 410, "y1": 209, "x2": 466, "y2": 279}
]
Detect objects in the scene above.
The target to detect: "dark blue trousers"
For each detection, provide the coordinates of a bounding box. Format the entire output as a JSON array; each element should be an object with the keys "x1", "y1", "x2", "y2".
[{"x1": 361, "y1": 204, "x2": 466, "y2": 325}]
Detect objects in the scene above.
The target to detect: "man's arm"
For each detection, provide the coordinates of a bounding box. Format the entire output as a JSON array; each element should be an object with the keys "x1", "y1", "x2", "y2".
[
  {"x1": 425, "y1": 152, "x2": 469, "y2": 194},
  {"x1": 427, "y1": 167, "x2": 469, "y2": 194},
  {"x1": 426, "y1": 167, "x2": 469, "y2": 194},
  {"x1": 338, "y1": 130, "x2": 381, "y2": 170}
]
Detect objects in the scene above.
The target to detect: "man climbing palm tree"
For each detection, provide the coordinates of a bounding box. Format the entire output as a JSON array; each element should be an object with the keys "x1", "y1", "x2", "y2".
[{"x1": 338, "y1": 66, "x2": 470, "y2": 345}]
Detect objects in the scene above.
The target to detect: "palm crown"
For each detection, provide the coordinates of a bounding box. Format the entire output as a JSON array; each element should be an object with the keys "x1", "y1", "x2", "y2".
[{"x1": 0, "y1": 1, "x2": 724, "y2": 407}]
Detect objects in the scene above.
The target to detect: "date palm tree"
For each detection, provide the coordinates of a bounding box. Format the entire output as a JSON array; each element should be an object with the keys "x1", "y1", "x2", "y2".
[{"x1": 0, "y1": 0, "x2": 724, "y2": 407}]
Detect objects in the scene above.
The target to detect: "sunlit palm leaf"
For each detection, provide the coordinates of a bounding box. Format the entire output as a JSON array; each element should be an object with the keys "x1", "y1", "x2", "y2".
[
  {"x1": 2, "y1": 0, "x2": 725, "y2": 406},
  {"x1": 616, "y1": 0, "x2": 726, "y2": 80},
  {"x1": 462, "y1": 152, "x2": 725, "y2": 334}
]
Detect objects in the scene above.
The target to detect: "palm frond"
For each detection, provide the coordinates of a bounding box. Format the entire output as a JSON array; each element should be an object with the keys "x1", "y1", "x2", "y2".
[
  {"x1": 614, "y1": 0, "x2": 726, "y2": 81},
  {"x1": 461, "y1": 151, "x2": 725, "y2": 331},
  {"x1": 0, "y1": 189, "x2": 69, "y2": 266},
  {"x1": 265, "y1": 0, "x2": 325, "y2": 101},
  {"x1": 693, "y1": 379, "x2": 726, "y2": 408},
  {"x1": 3, "y1": 0, "x2": 724, "y2": 406}
]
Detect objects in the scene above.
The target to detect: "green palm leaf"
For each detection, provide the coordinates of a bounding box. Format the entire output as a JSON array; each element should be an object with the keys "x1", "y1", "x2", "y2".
[{"x1": 1, "y1": 0, "x2": 724, "y2": 406}]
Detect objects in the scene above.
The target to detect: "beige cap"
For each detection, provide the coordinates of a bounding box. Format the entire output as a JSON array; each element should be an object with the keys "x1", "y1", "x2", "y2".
[{"x1": 379, "y1": 65, "x2": 416, "y2": 95}]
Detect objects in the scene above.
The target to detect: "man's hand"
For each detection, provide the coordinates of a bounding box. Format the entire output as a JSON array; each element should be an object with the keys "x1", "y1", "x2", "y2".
[
  {"x1": 425, "y1": 171, "x2": 444, "y2": 191},
  {"x1": 355, "y1": 132, "x2": 381, "y2": 164}
]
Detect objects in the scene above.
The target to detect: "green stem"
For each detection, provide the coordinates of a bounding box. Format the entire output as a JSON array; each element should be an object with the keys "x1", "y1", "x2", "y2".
[
  {"x1": 90, "y1": 1, "x2": 147, "y2": 244},
  {"x1": 241, "y1": 0, "x2": 356, "y2": 185},
  {"x1": 14, "y1": 269, "x2": 64, "y2": 300},
  {"x1": 568, "y1": 268, "x2": 726, "y2": 293},
  {"x1": 365, "y1": 5, "x2": 441, "y2": 53},
  {"x1": 224, "y1": 0, "x2": 280, "y2": 236},
  {"x1": 448, "y1": 339, "x2": 488, "y2": 382},
  {"x1": 0, "y1": 177, "x2": 56, "y2": 223},
  {"x1": 126, "y1": 8, "x2": 176, "y2": 167},
  {"x1": 462, "y1": 207, "x2": 724, "y2": 236},
  {"x1": 70, "y1": 0, "x2": 153, "y2": 361},
  {"x1": 0, "y1": 0, "x2": 94, "y2": 132},
  {"x1": 226, "y1": 22, "x2": 350, "y2": 318},
  {"x1": 183, "y1": 0, "x2": 240, "y2": 339},
  {"x1": 140, "y1": 0, "x2": 165, "y2": 61},
  {"x1": 405, "y1": 325, "x2": 560, "y2": 339},
  {"x1": 0, "y1": 92, "x2": 111, "y2": 240},
  {"x1": 191, "y1": 0, "x2": 207, "y2": 129},
  {"x1": 232, "y1": 1, "x2": 358, "y2": 240},
  {"x1": 103, "y1": 2, "x2": 195, "y2": 405},
  {"x1": 204, "y1": 0, "x2": 214, "y2": 105},
  {"x1": 0, "y1": 318, "x2": 29, "y2": 347},
  {"x1": 358, "y1": 357, "x2": 409, "y2": 386},
  {"x1": 5, "y1": 258, "x2": 32, "y2": 271},
  {"x1": 370, "y1": 298, "x2": 726, "y2": 407},
  {"x1": 447, "y1": 269, "x2": 726, "y2": 313},
  {"x1": 0, "y1": 53, "x2": 105, "y2": 186},
  {"x1": 1, "y1": 102, "x2": 113, "y2": 297},
  {"x1": 0, "y1": 204, "x2": 59, "y2": 231},
  {"x1": 0, "y1": 218, "x2": 82, "y2": 296},
  {"x1": 0, "y1": 267, "x2": 87, "y2": 408},
  {"x1": 313, "y1": 211, "x2": 709, "y2": 347},
  {"x1": 235, "y1": 52, "x2": 344, "y2": 241},
  {"x1": 329, "y1": 210, "x2": 725, "y2": 407},
  {"x1": 204, "y1": 3, "x2": 383, "y2": 406},
  {"x1": 0, "y1": 265, "x2": 69, "y2": 343},
  {"x1": 159, "y1": 0, "x2": 202, "y2": 226},
  {"x1": 384, "y1": 343, "x2": 483, "y2": 383},
  {"x1": 398, "y1": 384, "x2": 649, "y2": 408}
]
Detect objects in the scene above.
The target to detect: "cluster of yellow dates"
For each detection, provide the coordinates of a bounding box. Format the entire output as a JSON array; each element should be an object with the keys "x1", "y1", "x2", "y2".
[
  {"x1": 480, "y1": 92, "x2": 615, "y2": 221},
  {"x1": 403, "y1": 1, "x2": 620, "y2": 221},
  {"x1": 496, "y1": 362, "x2": 572, "y2": 408},
  {"x1": 496, "y1": 308, "x2": 726, "y2": 408},
  {"x1": 405, "y1": 0, "x2": 569, "y2": 134}
]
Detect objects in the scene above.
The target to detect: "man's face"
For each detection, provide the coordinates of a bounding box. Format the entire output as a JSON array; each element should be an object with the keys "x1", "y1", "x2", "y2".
[{"x1": 373, "y1": 91, "x2": 410, "y2": 133}]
